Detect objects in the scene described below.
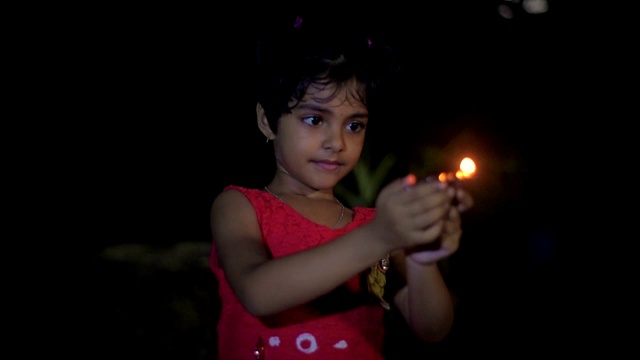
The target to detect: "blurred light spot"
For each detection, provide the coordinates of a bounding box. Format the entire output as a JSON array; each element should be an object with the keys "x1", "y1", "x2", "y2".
[
  {"x1": 523, "y1": 0, "x2": 548, "y2": 14},
  {"x1": 497, "y1": 4, "x2": 514, "y2": 19},
  {"x1": 459, "y1": 157, "x2": 476, "y2": 176},
  {"x1": 499, "y1": 0, "x2": 548, "y2": 18}
]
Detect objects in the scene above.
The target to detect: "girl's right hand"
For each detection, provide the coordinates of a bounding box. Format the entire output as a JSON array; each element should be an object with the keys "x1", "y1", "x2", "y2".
[{"x1": 373, "y1": 174, "x2": 455, "y2": 252}]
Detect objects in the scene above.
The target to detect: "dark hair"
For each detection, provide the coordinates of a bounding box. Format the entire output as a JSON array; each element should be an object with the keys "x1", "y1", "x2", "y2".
[{"x1": 255, "y1": 13, "x2": 398, "y2": 133}]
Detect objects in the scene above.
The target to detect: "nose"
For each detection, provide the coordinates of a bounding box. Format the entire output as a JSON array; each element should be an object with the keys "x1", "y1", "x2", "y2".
[{"x1": 322, "y1": 125, "x2": 345, "y2": 152}]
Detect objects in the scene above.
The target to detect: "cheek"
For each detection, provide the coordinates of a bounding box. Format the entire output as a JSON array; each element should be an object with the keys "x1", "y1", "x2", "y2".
[
  {"x1": 344, "y1": 138, "x2": 365, "y2": 167},
  {"x1": 347, "y1": 136, "x2": 365, "y2": 153},
  {"x1": 350, "y1": 149, "x2": 364, "y2": 165},
  {"x1": 273, "y1": 136, "x2": 312, "y2": 164}
]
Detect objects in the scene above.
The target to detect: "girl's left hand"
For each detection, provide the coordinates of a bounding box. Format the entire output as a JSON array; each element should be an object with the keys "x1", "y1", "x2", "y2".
[{"x1": 406, "y1": 187, "x2": 473, "y2": 265}]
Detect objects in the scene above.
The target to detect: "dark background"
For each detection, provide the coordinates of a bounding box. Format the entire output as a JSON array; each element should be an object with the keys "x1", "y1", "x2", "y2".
[{"x1": 58, "y1": 2, "x2": 632, "y2": 359}]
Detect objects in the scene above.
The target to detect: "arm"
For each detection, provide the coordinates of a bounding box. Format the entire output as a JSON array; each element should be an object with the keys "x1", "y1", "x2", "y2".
[
  {"x1": 211, "y1": 189, "x2": 391, "y2": 316},
  {"x1": 392, "y1": 186, "x2": 474, "y2": 343},
  {"x1": 211, "y1": 177, "x2": 458, "y2": 317}
]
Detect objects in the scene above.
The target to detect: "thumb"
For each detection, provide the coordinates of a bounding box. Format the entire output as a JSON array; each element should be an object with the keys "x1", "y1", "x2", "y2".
[{"x1": 380, "y1": 174, "x2": 417, "y2": 198}]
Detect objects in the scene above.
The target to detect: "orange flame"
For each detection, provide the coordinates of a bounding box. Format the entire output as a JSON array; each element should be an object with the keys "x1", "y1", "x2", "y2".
[
  {"x1": 437, "y1": 157, "x2": 476, "y2": 183},
  {"x1": 456, "y1": 157, "x2": 476, "y2": 180}
]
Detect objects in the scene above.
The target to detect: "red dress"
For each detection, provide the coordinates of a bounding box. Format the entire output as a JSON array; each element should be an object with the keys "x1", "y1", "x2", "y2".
[{"x1": 210, "y1": 185, "x2": 385, "y2": 360}]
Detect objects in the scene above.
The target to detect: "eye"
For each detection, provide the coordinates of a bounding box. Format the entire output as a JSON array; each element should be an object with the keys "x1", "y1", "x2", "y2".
[
  {"x1": 302, "y1": 115, "x2": 323, "y2": 126},
  {"x1": 346, "y1": 121, "x2": 366, "y2": 133}
]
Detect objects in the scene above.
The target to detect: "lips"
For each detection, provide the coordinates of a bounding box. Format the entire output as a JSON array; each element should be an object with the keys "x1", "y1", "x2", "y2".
[{"x1": 312, "y1": 160, "x2": 341, "y2": 171}]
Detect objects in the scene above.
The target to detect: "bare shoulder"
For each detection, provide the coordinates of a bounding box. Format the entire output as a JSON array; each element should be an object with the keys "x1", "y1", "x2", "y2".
[
  {"x1": 211, "y1": 188, "x2": 255, "y2": 226},
  {"x1": 210, "y1": 188, "x2": 267, "y2": 273},
  {"x1": 211, "y1": 187, "x2": 250, "y2": 212},
  {"x1": 210, "y1": 188, "x2": 262, "y2": 245}
]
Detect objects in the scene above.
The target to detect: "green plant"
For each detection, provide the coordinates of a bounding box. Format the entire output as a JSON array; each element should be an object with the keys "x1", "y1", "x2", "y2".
[{"x1": 336, "y1": 153, "x2": 397, "y2": 207}]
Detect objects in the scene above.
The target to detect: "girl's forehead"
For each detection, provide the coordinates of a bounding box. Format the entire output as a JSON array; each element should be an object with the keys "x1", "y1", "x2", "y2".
[{"x1": 302, "y1": 81, "x2": 365, "y2": 107}]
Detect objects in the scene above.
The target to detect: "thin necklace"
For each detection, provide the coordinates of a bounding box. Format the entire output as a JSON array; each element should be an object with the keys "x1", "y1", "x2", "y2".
[{"x1": 264, "y1": 186, "x2": 345, "y2": 229}]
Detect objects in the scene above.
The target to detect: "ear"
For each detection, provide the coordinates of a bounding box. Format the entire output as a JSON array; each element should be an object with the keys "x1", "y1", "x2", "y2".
[{"x1": 256, "y1": 103, "x2": 275, "y2": 140}]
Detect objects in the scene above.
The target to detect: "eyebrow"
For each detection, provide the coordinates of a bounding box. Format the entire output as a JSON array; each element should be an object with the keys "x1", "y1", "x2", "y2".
[{"x1": 294, "y1": 103, "x2": 369, "y2": 120}]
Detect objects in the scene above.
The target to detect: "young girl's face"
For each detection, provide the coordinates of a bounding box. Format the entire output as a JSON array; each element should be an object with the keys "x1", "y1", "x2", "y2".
[{"x1": 273, "y1": 81, "x2": 368, "y2": 191}]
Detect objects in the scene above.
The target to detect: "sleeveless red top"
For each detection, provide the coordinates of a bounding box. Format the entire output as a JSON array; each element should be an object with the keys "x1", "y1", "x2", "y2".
[{"x1": 210, "y1": 185, "x2": 385, "y2": 359}]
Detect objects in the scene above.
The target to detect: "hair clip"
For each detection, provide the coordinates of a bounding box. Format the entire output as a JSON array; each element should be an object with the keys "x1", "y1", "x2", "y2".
[{"x1": 293, "y1": 16, "x2": 303, "y2": 28}]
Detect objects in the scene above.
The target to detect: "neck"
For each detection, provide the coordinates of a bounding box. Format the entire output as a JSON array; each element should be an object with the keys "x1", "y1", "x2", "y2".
[{"x1": 263, "y1": 185, "x2": 345, "y2": 229}]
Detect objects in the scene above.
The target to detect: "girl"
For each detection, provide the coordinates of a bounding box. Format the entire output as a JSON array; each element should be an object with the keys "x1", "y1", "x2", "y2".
[{"x1": 209, "y1": 14, "x2": 474, "y2": 360}]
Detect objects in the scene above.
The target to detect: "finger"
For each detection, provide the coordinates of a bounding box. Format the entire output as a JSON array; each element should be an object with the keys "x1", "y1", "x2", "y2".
[
  {"x1": 403, "y1": 185, "x2": 452, "y2": 215},
  {"x1": 411, "y1": 177, "x2": 449, "y2": 196},
  {"x1": 381, "y1": 174, "x2": 442, "y2": 209},
  {"x1": 439, "y1": 231, "x2": 461, "y2": 253},
  {"x1": 441, "y1": 211, "x2": 462, "y2": 247},
  {"x1": 379, "y1": 174, "x2": 417, "y2": 199},
  {"x1": 409, "y1": 219, "x2": 446, "y2": 244},
  {"x1": 409, "y1": 205, "x2": 450, "y2": 230},
  {"x1": 447, "y1": 206, "x2": 461, "y2": 223},
  {"x1": 405, "y1": 173, "x2": 417, "y2": 187},
  {"x1": 455, "y1": 188, "x2": 474, "y2": 212},
  {"x1": 443, "y1": 218, "x2": 461, "y2": 237}
]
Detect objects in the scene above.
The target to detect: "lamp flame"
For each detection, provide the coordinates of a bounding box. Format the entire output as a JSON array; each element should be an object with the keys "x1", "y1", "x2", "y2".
[
  {"x1": 457, "y1": 157, "x2": 476, "y2": 180},
  {"x1": 437, "y1": 157, "x2": 476, "y2": 183}
]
